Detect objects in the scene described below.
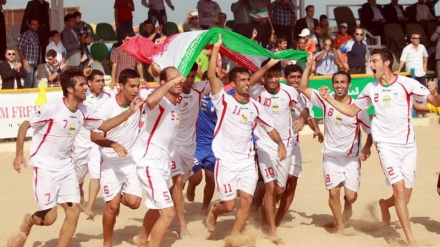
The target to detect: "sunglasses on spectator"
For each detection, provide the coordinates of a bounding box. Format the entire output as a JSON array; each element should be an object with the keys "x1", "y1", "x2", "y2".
[
  {"x1": 412, "y1": 37, "x2": 420, "y2": 40},
  {"x1": 355, "y1": 33, "x2": 363, "y2": 36},
  {"x1": 7, "y1": 53, "x2": 15, "y2": 55}
]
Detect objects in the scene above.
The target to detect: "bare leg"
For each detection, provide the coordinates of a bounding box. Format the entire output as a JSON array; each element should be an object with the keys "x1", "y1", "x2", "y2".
[
  {"x1": 133, "y1": 210, "x2": 160, "y2": 247},
  {"x1": 186, "y1": 170, "x2": 202, "y2": 203},
  {"x1": 393, "y1": 181, "x2": 416, "y2": 246},
  {"x1": 231, "y1": 191, "x2": 253, "y2": 235},
  {"x1": 149, "y1": 207, "x2": 176, "y2": 247},
  {"x1": 79, "y1": 183, "x2": 85, "y2": 211},
  {"x1": 342, "y1": 187, "x2": 357, "y2": 224},
  {"x1": 171, "y1": 175, "x2": 191, "y2": 238},
  {"x1": 201, "y1": 170, "x2": 215, "y2": 215},
  {"x1": 84, "y1": 178, "x2": 100, "y2": 219},
  {"x1": 206, "y1": 199, "x2": 236, "y2": 232},
  {"x1": 252, "y1": 181, "x2": 265, "y2": 213},
  {"x1": 58, "y1": 203, "x2": 80, "y2": 247},
  {"x1": 103, "y1": 194, "x2": 121, "y2": 247},
  {"x1": 328, "y1": 185, "x2": 343, "y2": 232},
  {"x1": 262, "y1": 181, "x2": 281, "y2": 242},
  {"x1": 275, "y1": 175, "x2": 298, "y2": 226}
]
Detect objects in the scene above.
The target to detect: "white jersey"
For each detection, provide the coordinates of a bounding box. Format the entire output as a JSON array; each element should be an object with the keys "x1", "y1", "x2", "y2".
[
  {"x1": 29, "y1": 98, "x2": 103, "y2": 171},
  {"x1": 354, "y1": 75, "x2": 429, "y2": 144},
  {"x1": 75, "y1": 90, "x2": 111, "y2": 148},
  {"x1": 291, "y1": 93, "x2": 314, "y2": 144},
  {"x1": 174, "y1": 81, "x2": 210, "y2": 146},
  {"x1": 98, "y1": 93, "x2": 144, "y2": 170},
  {"x1": 133, "y1": 96, "x2": 180, "y2": 166},
  {"x1": 310, "y1": 90, "x2": 371, "y2": 157},
  {"x1": 211, "y1": 88, "x2": 274, "y2": 162},
  {"x1": 250, "y1": 83, "x2": 305, "y2": 148}
]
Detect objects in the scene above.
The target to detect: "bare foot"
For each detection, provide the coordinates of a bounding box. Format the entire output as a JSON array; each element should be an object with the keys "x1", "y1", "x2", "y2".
[
  {"x1": 6, "y1": 232, "x2": 27, "y2": 247},
  {"x1": 179, "y1": 227, "x2": 193, "y2": 238},
  {"x1": 342, "y1": 202, "x2": 353, "y2": 223},
  {"x1": 335, "y1": 223, "x2": 345, "y2": 234},
  {"x1": 200, "y1": 207, "x2": 209, "y2": 216},
  {"x1": 266, "y1": 234, "x2": 284, "y2": 245},
  {"x1": 379, "y1": 199, "x2": 391, "y2": 226},
  {"x1": 84, "y1": 208, "x2": 95, "y2": 220},
  {"x1": 133, "y1": 235, "x2": 148, "y2": 247},
  {"x1": 186, "y1": 191, "x2": 195, "y2": 202},
  {"x1": 206, "y1": 204, "x2": 217, "y2": 232}
]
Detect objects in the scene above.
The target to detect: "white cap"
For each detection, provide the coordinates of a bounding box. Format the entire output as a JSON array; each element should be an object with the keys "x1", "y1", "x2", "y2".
[
  {"x1": 190, "y1": 11, "x2": 198, "y2": 17},
  {"x1": 298, "y1": 28, "x2": 311, "y2": 37},
  {"x1": 339, "y1": 22, "x2": 348, "y2": 27}
]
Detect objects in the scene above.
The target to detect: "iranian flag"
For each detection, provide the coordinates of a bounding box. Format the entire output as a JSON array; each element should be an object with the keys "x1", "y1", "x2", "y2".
[
  {"x1": 250, "y1": 8, "x2": 269, "y2": 20},
  {"x1": 122, "y1": 27, "x2": 308, "y2": 77}
]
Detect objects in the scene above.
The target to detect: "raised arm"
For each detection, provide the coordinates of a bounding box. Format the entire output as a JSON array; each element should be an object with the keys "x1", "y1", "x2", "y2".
[
  {"x1": 13, "y1": 120, "x2": 31, "y2": 173},
  {"x1": 208, "y1": 34, "x2": 223, "y2": 95},
  {"x1": 98, "y1": 97, "x2": 143, "y2": 131},
  {"x1": 249, "y1": 58, "x2": 279, "y2": 86},
  {"x1": 319, "y1": 86, "x2": 361, "y2": 117},
  {"x1": 145, "y1": 74, "x2": 184, "y2": 110},
  {"x1": 297, "y1": 55, "x2": 314, "y2": 99}
]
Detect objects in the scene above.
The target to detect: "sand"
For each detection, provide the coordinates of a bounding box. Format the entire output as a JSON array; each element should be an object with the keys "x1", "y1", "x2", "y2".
[{"x1": 1, "y1": 119, "x2": 440, "y2": 247}]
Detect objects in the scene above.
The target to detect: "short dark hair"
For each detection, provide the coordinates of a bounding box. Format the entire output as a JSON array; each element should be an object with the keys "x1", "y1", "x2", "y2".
[
  {"x1": 72, "y1": 11, "x2": 81, "y2": 18},
  {"x1": 123, "y1": 32, "x2": 135, "y2": 39},
  {"x1": 119, "y1": 69, "x2": 140, "y2": 85},
  {"x1": 218, "y1": 12, "x2": 227, "y2": 18},
  {"x1": 229, "y1": 67, "x2": 250, "y2": 82},
  {"x1": 190, "y1": 63, "x2": 198, "y2": 72},
  {"x1": 46, "y1": 49, "x2": 57, "y2": 58},
  {"x1": 49, "y1": 30, "x2": 59, "y2": 38},
  {"x1": 143, "y1": 19, "x2": 153, "y2": 26},
  {"x1": 64, "y1": 14, "x2": 75, "y2": 23},
  {"x1": 371, "y1": 48, "x2": 394, "y2": 68},
  {"x1": 284, "y1": 64, "x2": 303, "y2": 76},
  {"x1": 332, "y1": 71, "x2": 352, "y2": 83},
  {"x1": 319, "y1": 15, "x2": 328, "y2": 22},
  {"x1": 61, "y1": 68, "x2": 86, "y2": 97},
  {"x1": 261, "y1": 59, "x2": 281, "y2": 74},
  {"x1": 87, "y1": 69, "x2": 104, "y2": 81},
  {"x1": 277, "y1": 36, "x2": 287, "y2": 44},
  {"x1": 305, "y1": 5, "x2": 314, "y2": 11},
  {"x1": 28, "y1": 18, "x2": 38, "y2": 25}
]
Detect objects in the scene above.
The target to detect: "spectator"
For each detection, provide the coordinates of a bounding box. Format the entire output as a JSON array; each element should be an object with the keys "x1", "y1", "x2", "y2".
[
  {"x1": 294, "y1": 5, "x2": 319, "y2": 45},
  {"x1": 275, "y1": 35, "x2": 288, "y2": 52},
  {"x1": 396, "y1": 32, "x2": 428, "y2": 86},
  {"x1": 46, "y1": 30, "x2": 65, "y2": 64},
  {"x1": 0, "y1": 0, "x2": 6, "y2": 61},
  {"x1": 211, "y1": 12, "x2": 231, "y2": 30},
  {"x1": 333, "y1": 23, "x2": 352, "y2": 69},
  {"x1": 141, "y1": 0, "x2": 174, "y2": 35},
  {"x1": 317, "y1": 14, "x2": 331, "y2": 50},
  {"x1": 114, "y1": 0, "x2": 135, "y2": 44},
  {"x1": 315, "y1": 38, "x2": 338, "y2": 76},
  {"x1": 61, "y1": 14, "x2": 81, "y2": 69},
  {"x1": 383, "y1": 0, "x2": 408, "y2": 26},
  {"x1": 231, "y1": 0, "x2": 252, "y2": 38},
  {"x1": 45, "y1": 49, "x2": 66, "y2": 87},
  {"x1": 17, "y1": 18, "x2": 39, "y2": 88},
  {"x1": 406, "y1": 0, "x2": 437, "y2": 29},
  {"x1": 0, "y1": 48, "x2": 25, "y2": 89},
  {"x1": 183, "y1": 11, "x2": 203, "y2": 32},
  {"x1": 110, "y1": 33, "x2": 144, "y2": 89},
  {"x1": 250, "y1": 0, "x2": 272, "y2": 48},
  {"x1": 73, "y1": 11, "x2": 93, "y2": 67},
  {"x1": 195, "y1": 48, "x2": 211, "y2": 81},
  {"x1": 265, "y1": 31, "x2": 277, "y2": 51},
  {"x1": 338, "y1": 27, "x2": 369, "y2": 74},
  {"x1": 431, "y1": 24, "x2": 440, "y2": 83},
  {"x1": 20, "y1": 0, "x2": 50, "y2": 63},
  {"x1": 140, "y1": 19, "x2": 165, "y2": 42},
  {"x1": 298, "y1": 28, "x2": 317, "y2": 55},
  {"x1": 269, "y1": 0, "x2": 295, "y2": 48},
  {"x1": 360, "y1": 0, "x2": 386, "y2": 36},
  {"x1": 197, "y1": 0, "x2": 221, "y2": 30}
]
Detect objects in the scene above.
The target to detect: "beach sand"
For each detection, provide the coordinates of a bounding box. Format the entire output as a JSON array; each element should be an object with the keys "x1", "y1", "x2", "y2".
[{"x1": 1, "y1": 118, "x2": 440, "y2": 247}]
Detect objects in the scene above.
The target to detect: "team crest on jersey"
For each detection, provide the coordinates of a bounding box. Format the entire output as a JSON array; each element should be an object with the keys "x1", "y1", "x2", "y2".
[
  {"x1": 336, "y1": 113, "x2": 343, "y2": 124},
  {"x1": 183, "y1": 102, "x2": 189, "y2": 109},
  {"x1": 241, "y1": 113, "x2": 248, "y2": 123},
  {"x1": 382, "y1": 94, "x2": 391, "y2": 106},
  {"x1": 175, "y1": 112, "x2": 181, "y2": 124},
  {"x1": 68, "y1": 123, "x2": 76, "y2": 134},
  {"x1": 272, "y1": 101, "x2": 280, "y2": 113}
]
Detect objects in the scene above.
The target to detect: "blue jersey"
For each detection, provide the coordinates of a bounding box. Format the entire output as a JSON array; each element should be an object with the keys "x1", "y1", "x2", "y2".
[{"x1": 195, "y1": 96, "x2": 217, "y2": 148}]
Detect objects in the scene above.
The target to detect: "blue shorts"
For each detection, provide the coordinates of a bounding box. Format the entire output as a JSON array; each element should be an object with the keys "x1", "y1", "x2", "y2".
[{"x1": 192, "y1": 148, "x2": 216, "y2": 173}]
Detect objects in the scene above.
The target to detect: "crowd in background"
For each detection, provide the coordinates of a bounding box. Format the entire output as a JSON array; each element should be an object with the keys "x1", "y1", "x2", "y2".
[{"x1": 1, "y1": 0, "x2": 440, "y2": 90}]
